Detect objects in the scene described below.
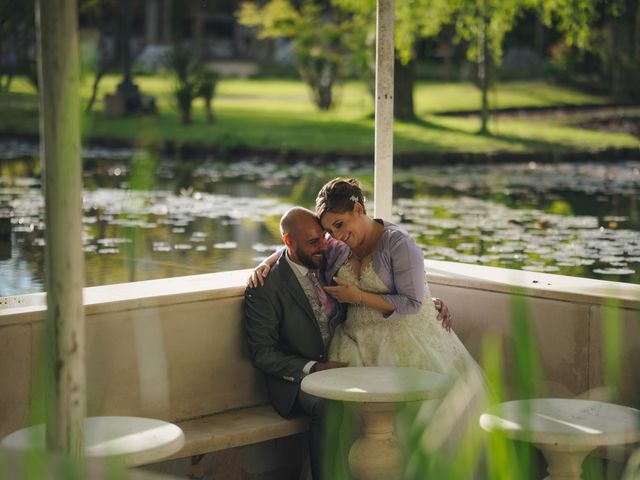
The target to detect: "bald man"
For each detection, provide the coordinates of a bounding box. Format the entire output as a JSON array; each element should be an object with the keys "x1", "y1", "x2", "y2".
[{"x1": 244, "y1": 208, "x2": 349, "y2": 480}]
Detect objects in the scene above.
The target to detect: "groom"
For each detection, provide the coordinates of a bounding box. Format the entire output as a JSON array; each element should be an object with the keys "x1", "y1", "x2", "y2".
[{"x1": 244, "y1": 207, "x2": 348, "y2": 480}]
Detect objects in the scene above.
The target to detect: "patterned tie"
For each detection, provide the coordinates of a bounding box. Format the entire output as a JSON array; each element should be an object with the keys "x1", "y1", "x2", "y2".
[{"x1": 307, "y1": 270, "x2": 335, "y2": 317}]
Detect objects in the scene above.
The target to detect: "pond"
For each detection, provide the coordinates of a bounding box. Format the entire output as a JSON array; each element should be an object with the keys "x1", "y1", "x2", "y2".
[{"x1": 1, "y1": 141, "x2": 639, "y2": 296}]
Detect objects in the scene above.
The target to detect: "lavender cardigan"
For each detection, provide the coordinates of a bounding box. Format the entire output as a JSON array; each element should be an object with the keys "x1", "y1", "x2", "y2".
[{"x1": 324, "y1": 220, "x2": 429, "y2": 318}]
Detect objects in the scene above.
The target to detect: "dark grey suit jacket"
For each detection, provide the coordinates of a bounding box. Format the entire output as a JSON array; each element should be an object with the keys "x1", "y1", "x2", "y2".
[{"x1": 244, "y1": 254, "x2": 345, "y2": 417}]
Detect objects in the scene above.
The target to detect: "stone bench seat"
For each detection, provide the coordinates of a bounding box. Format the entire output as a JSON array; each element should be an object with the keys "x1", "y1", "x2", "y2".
[{"x1": 167, "y1": 404, "x2": 309, "y2": 460}]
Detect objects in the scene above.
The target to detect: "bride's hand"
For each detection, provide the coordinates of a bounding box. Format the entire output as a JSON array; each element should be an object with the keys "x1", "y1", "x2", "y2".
[
  {"x1": 246, "y1": 264, "x2": 270, "y2": 288},
  {"x1": 324, "y1": 276, "x2": 362, "y2": 305}
]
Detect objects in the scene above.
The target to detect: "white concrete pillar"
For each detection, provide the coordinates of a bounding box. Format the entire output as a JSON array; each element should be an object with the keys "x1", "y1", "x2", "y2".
[
  {"x1": 373, "y1": 0, "x2": 395, "y2": 219},
  {"x1": 35, "y1": 0, "x2": 86, "y2": 456}
]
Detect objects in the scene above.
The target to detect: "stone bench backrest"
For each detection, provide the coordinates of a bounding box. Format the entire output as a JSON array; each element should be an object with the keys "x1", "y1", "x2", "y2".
[{"x1": 0, "y1": 278, "x2": 266, "y2": 439}]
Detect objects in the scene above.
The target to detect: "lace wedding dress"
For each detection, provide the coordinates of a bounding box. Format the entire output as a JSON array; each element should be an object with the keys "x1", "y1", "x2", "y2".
[
  {"x1": 328, "y1": 257, "x2": 488, "y2": 469},
  {"x1": 329, "y1": 261, "x2": 478, "y2": 375}
]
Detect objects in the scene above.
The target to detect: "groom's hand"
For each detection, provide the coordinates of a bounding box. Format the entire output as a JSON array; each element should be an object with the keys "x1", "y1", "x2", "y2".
[
  {"x1": 433, "y1": 297, "x2": 453, "y2": 332},
  {"x1": 311, "y1": 361, "x2": 348, "y2": 373}
]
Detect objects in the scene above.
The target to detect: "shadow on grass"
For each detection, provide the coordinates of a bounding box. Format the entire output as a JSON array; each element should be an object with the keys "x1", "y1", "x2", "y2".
[
  {"x1": 479, "y1": 130, "x2": 572, "y2": 152},
  {"x1": 394, "y1": 115, "x2": 574, "y2": 154},
  {"x1": 399, "y1": 116, "x2": 465, "y2": 133}
]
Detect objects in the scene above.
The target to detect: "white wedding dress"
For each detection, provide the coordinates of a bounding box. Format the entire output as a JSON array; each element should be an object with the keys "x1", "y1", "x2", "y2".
[
  {"x1": 329, "y1": 260, "x2": 488, "y2": 465},
  {"x1": 329, "y1": 260, "x2": 478, "y2": 376}
]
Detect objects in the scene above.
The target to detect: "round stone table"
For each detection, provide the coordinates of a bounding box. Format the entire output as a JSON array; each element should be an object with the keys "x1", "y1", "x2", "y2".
[
  {"x1": 1, "y1": 416, "x2": 185, "y2": 467},
  {"x1": 479, "y1": 399, "x2": 640, "y2": 480},
  {"x1": 301, "y1": 366, "x2": 450, "y2": 480}
]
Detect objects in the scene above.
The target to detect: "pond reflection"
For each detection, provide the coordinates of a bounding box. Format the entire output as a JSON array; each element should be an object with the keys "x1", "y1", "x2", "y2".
[{"x1": 1, "y1": 142, "x2": 639, "y2": 296}]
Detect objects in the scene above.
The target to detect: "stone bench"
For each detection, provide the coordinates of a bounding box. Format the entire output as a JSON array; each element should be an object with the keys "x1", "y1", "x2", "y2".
[
  {"x1": 168, "y1": 404, "x2": 308, "y2": 460},
  {"x1": 0, "y1": 271, "x2": 310, "y2": 477}
]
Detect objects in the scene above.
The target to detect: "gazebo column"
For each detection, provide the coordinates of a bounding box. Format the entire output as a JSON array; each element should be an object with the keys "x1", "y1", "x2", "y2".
[
  {"x1": 373, "y1": 0, "x2": 395, "y2": 219},
  {"x1": 35, "y1": 0, "x2": 86, "y2": 456}
]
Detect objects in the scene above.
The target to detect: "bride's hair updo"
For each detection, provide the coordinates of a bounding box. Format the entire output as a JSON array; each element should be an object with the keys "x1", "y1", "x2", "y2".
[{"x1": 315, "y1": 177, "x2": 366, "y2": 221}]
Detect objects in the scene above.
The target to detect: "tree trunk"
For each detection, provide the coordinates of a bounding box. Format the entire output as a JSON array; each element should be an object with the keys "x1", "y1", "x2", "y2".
[
  {"x1": 0, "y1": 32, "x2": 15, "y2": 93},
  {"x1": 316, "y1": 84, "x2": 332, "y2": 110},
  {"x1": 534, "y1": 11, "x2": 545, "y2": 56},
  {"x1": 180, "y1": 108, "x2": 192, "y2": 124},
  {"x1": 441, "y1": 26, "x2": 455, "y2": 81},
  {"x1": 2, "y1": 72, "x2": 14, "y2": 93},
  {"x1": 393, "y1": 58, "x2": 415, "y2": 120},
  {"x1": 85, "y1": 68, "x2": 104, "y2": 114},
  {"x1": 633, "y1": 0, "x2": 640, "y2": 99},
  {"x1": 478, "y1": 10, "x2": 490, "y2": 135},
  {"x1": 193, "y1": 5, "x2": 205, "y2": 63},
  {"x1": 610, "y1": 17, "x2": 628, "y2": 101},
  {"x1": 161, "y1": 0, "x2": 173, "y2": 44},
  {"x1": 145, "y1": 0, "x2": 160, "y2": 45},
  {"x1": 205, "y1": 101, "x2": 214, "y2": 123},
  {"x1": 85, "y1": 12, "x2": 113, "y2": 114}
]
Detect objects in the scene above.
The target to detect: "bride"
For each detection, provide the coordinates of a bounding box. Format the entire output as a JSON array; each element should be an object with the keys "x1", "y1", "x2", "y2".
[
  {"x1": 314, "y1": 178, "x2": 477, "y2": 375},
  {"x1": 315, "y1": 178, "x2": 488, "y2": 475}
]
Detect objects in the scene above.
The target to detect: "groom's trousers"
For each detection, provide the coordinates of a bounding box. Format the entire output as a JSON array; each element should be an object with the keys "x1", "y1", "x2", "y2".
[{"x1": 296, "y1": 389, "x2": 344, "y2": 480}]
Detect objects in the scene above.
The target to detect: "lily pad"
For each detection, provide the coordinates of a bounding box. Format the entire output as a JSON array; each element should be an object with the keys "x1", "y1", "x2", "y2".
[{"x1": 593, "y1": 267, "x2": 635, "y2": 275}]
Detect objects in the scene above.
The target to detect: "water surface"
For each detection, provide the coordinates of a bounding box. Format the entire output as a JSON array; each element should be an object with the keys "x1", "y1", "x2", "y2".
[{"x1": 1, "y1": 142, "x2": 638, "y2": 296}]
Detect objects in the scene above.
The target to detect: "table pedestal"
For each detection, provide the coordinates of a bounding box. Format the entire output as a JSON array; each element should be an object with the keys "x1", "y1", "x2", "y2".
[
  {"x1": 349, "y1": 402, "x2": 402, "y2": 480},
  {"x1": 535, "y1": 444, "x2": 596, "y2": 480},
  {"x1": 480, "y1": 399, "x2": 640, "y2": 480},
  {"x1": 301, "y1": 367, "x2": 450, "y2": 480}
]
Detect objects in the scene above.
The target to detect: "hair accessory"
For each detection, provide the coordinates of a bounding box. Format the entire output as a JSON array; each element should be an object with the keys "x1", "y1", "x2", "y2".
[{"x1": 349, "y1": 195, "x2": 359, "y2": 203}]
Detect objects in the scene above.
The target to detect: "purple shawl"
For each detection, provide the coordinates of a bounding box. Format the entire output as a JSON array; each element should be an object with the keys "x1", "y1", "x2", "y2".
[{"x1": 324, "y1": 220, "x2": 429, "y2": 318}]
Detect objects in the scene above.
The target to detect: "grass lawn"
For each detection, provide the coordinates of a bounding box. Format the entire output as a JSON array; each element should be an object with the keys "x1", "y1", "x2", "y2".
[{"x1": 1, "y1": 75, "x2": 638, "y2": 156}]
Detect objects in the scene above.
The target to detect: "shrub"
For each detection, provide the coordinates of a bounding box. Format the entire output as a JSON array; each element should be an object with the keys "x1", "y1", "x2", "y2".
[{"x1": 196, "y1": 70, "x2": 220, "y2": 124}]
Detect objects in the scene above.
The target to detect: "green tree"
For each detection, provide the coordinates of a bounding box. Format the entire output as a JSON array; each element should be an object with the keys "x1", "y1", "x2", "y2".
[
  {"x1": 80, "y1": 0, "x2": 119, "y2": 113},
  {"x1": 238, "y1": 0, "x2": 352, "y2": 110},
  {"x1": 196, "y1": 70, "x2": 220, "y2": 124},
  {"x1": 238, "y1": 0, "x2": 457, "y2": 119},
  {"x1": 165, "y1": 44, "x2": 198, "y2": 124},
  {"x1": 542, "y1": 0, "x2": 639, "y2": 102},
  {"x1": 447, "y1": 0, "x2": 528, "y2": 134},
  {"x1": 0, "y1": 0, "x2": 35, "y2": 93},
  {"x1": 332, "y1": 0, "x2": 437, "y2": 120},
  {"x1": 606, "y1": 0, "x2": 640, "y2": 101}
]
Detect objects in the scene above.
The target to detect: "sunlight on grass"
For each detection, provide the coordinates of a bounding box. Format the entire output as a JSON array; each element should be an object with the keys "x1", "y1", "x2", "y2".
[
  {"x1": 1, "y1": 75, "x2": 638, "y2": 156},
  {"x1": 415, "y1": 81, "x2": 609, "y2": 115}
]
